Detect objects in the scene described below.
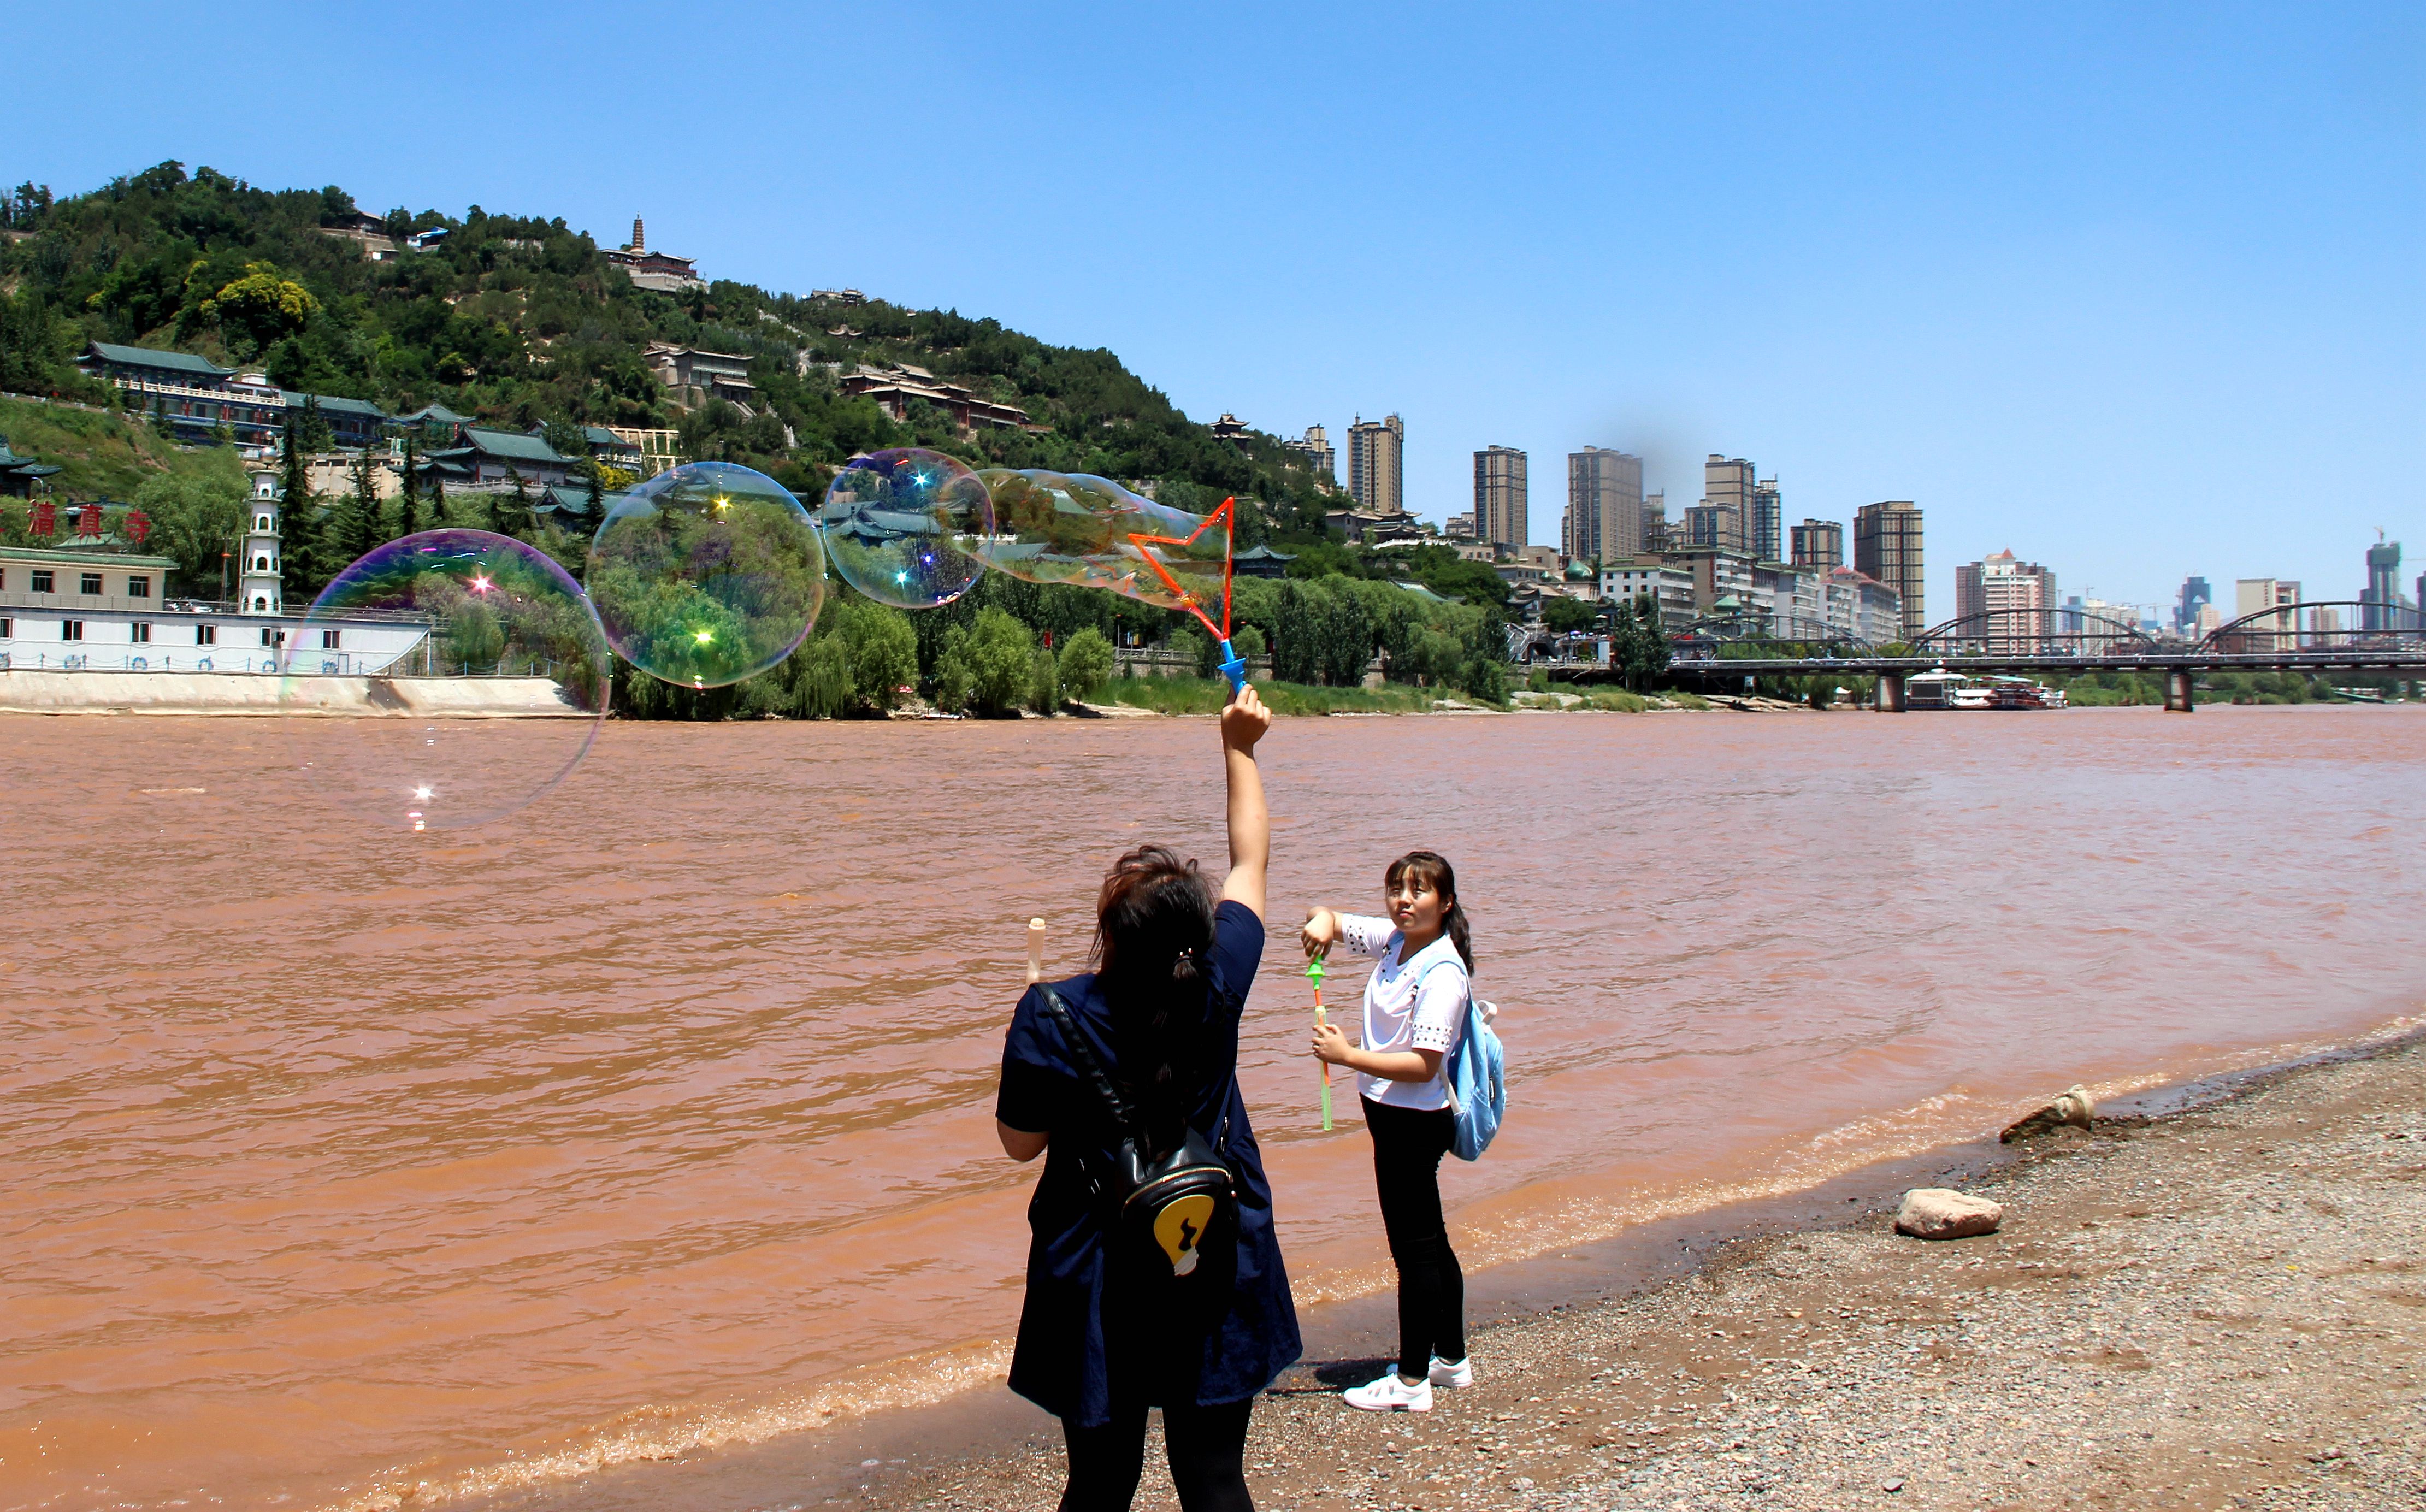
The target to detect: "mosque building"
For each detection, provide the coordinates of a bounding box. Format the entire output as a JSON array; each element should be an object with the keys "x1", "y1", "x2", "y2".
[{"x1": 1, "y1": 469, "x2": 428, "y2": 675}]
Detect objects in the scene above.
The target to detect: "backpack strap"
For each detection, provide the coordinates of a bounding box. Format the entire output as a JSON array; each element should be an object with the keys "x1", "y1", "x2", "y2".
[
  {"x1": 1035, "y1": 985, "x2": 1137, "y2": 1132},
  {"x1": 1409, "y1": 952, "x2": 1474, "y2": 1055}
]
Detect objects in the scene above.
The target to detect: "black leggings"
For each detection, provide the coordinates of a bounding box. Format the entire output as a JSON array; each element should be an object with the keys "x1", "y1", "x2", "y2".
[
  {"x1": 1365, "y1": 1096, "x2": 1466, "y2": 1380},
  {"x1": 1058, "y1": 1397, "x2": 1255, "y2": 1512}
]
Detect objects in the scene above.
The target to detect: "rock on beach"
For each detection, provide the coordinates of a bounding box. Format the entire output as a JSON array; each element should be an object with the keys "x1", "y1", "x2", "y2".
[{"x1": 1893, "y1": 1187, "x2": 2005, "y2": 1239}]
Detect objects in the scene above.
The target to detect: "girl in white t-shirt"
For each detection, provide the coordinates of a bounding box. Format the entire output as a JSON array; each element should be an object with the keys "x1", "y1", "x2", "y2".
[{"x1": 1302, "y1": 849, "x2": 1473, "y2": 1413}]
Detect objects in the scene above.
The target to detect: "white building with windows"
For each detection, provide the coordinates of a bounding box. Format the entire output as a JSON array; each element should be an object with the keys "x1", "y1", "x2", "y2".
[{"x1": 1, "y1": 479, "x2": 428, "y2": 676}]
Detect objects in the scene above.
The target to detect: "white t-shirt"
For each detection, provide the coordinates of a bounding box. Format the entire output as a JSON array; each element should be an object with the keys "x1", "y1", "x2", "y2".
[{"x1": 1335, "y1": 913, "x2": 1468, "y2": 1112}]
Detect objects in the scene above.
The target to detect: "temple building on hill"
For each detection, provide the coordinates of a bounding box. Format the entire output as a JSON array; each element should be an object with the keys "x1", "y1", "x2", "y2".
[
  {"x1": 839, "y1": 363, "x2": 1034, "y2": 433},
  {"x1": 605, "y1": 217, "x2": 705, "y2": 293},
  {"x1": 0, "y1": 434, "x2": 62, "y2": 497}
]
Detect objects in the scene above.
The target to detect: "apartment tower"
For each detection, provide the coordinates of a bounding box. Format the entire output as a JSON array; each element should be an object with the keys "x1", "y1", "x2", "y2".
[
  {"x1": 1750, "y1": 479, "x2": 1782, "y2": 562},
  {"x1": 1701, "y1": 456, "x2": 1754, "y2": 556},
  {"x1": 1473, "y1": 446, "x2": 1528, "y2": 550},
  {"x1": 1564, "y1": 447, "x2": 1644, "y2": 563},
  {"x1": 1790, "y1": 518, "x2": 1844, "y2": 570},
  {"x1": 1285, "y1": 424, "x2": 1336, "y2": 485},
  {"x1": 1955, "y1": 550, "x2": 2058, "y2": 650},
  {"x1": 1853, "y1": 501, "x2": 1926, "y2": 640},
  {"x1": 1347, "y1": 414, "x2": 1404, "y2": 515},
  {"x1": 2363, "y1": 540, "x2": 2404, "y2": 630}
]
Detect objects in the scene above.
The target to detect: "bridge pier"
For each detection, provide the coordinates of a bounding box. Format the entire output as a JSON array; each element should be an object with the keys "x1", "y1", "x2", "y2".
[
  {"x1": 2164, "y1": 668, "x2": 2195, "y2": 713},
  {"x1": 1876, "y1": 672, "x2": 1906, "y2": 713}
]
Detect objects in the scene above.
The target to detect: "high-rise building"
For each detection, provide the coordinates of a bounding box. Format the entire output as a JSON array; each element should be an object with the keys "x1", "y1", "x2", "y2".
[
  {"x1": 2363, "y1": 539, "x2": 2403, "y2": 630},
  {"x1": 2234, "y1": 578, "x2": 2302, "y2": 648},
  {"x1": 1853, "y1": 501, "x2": 1925, "y2": 640},
  {"x1": 1284, "y1": 424, "x2": 1336, "y2": 484},
  {"x1": 1955, "y1": 550, "x2": 2057, "y2": 649},
  {"x1": 1347, "y1": 415, "x2": 1404, "y2": 515},
  {"x1": 1563, "y1": 448, "x2": 1643, "y2": 563},
  {"x1": 1750, "y1": 478, "x2": 1782, "y2": 562},
  {"x1": 1473, "y1": 446, "x2": 1528, "y2": 549},
  {"x1": 1701, "y1": 456, "x2": 1754, "y2": 559},
  {"x1": 1790, "y1": 518, "x2": 1844, "y2": 570},
  {"x1": 1640, "y1": 491, "x2": 1668, "y2": 552},
  {"x1": 1682, "y1": 502, "x2": 1744, "y2": 552},
  {"x1": 2175, "y1": 576, "x2": 2212, "y2": 635}
]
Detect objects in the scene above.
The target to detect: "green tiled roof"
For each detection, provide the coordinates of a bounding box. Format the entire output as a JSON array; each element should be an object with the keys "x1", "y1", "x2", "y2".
[
  {"x1": 462, "y1": 428, "x2": 570, "y2": 464},
  {"x1": 282, "y1": 391, "x2": 390, "y2": 419},
  {"x1": 88, "y1": 342, "x2": 233, "y2": 379},
  {"x1": 400, "y1": 403, "x2": 468, "y2": 425}
]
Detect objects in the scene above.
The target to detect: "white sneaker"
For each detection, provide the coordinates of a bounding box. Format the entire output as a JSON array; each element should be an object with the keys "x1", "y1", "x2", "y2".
[
  {"x1": 1343, "y1": 1370, "x2": 1433, "y2": 1411},
  {"x1": 1428, "y1": 1355, "x2": 1472, "y2": 1389}
]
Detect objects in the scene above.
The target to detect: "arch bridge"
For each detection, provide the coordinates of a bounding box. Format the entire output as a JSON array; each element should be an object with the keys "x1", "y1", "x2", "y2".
[{"x1": 1531, "y1": 601, "x2": 2426, "y2": 711}]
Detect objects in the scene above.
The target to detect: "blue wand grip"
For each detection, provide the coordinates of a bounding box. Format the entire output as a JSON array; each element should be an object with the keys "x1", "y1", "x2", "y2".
[{"x1": 1217, "y1": 638, "x2": 1248, "y2": 692}]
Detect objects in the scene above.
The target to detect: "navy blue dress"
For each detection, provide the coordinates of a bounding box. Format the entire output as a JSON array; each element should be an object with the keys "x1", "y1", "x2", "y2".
[{"x1": 995, "y1": 901, "x2": 1302, "y2": 1427}]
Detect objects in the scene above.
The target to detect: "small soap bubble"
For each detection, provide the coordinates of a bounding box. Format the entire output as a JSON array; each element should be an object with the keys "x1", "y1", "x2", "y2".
[
  {"x1": 586, "y1": 460, "x2": 826, "y2": 688},
  {"x1": 279, "y1": 529, "x2": 611, "y2": 831},
  {"x1": 818, "y1": 448, "x2": 992, "y2": 608}
]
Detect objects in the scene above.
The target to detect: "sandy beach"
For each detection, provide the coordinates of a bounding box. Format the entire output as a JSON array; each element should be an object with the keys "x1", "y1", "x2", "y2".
[{"x1": 586, "y1": 1032, "x2": 2425, "y2": 1512}]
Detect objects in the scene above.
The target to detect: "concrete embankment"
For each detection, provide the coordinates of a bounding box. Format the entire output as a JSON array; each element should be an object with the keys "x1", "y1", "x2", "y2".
[{"x1": 0, "y1": 670, "x2": 590, "y2": 717}]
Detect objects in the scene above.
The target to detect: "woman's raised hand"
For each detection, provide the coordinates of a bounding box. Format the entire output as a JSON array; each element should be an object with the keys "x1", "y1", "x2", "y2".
[
  {"x1": 1301, "y1": 905, "x2": 1339, "y2": 959},
  {"x1": 1220, "y1": 683, "x2": 1272, "y2": 753}
]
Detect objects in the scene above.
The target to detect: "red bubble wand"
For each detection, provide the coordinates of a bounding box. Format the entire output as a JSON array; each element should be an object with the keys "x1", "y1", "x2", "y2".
[{"x1": 1129, "y1": 497, "x2": 1246, "y2": 689}]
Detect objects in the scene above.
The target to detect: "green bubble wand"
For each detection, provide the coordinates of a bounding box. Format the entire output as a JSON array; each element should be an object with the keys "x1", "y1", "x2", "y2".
[{"x1": 1305, "y1": 951, "x2": 1333, "y2": 1132}]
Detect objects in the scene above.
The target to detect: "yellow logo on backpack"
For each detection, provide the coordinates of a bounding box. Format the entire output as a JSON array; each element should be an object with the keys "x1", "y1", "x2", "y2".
[{"x1": 1153, "y1": 1192, "x2": 1219, "y2": 1275}]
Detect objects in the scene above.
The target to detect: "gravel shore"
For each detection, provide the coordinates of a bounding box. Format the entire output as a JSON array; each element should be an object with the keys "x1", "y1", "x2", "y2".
[{"x1": 852, "y1": 1037, "x2": 2425, "y2": 1512}]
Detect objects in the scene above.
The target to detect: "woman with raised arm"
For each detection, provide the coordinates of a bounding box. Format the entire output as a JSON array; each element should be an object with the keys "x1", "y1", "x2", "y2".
[
  {"x1": 994, "y1": 686, "x2": 1297, "y2": 1512},
  {"x1": 1301, "y1": 851, "x2": 1475, "y2": 1413}
]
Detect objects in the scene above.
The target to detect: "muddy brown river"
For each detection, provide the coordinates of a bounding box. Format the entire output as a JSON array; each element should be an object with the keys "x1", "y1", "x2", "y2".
[{"x1": 3, "y1": 705, "x2": 2418, "y2": 1510}]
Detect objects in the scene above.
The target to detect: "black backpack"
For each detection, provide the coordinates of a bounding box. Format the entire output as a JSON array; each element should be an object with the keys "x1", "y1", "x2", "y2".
[{"x1": 1036, "y1": 985, "x2": 1236, "y2": 1278}]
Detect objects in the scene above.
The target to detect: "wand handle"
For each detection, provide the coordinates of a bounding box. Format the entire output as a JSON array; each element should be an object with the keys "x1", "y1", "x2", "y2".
[
  {"x1": 1217, "y1": 638, "x2": 1248, "y2": 693},
  {"x1": 1306, "y1": 953, "x2": 1333, "y2": 1132}
]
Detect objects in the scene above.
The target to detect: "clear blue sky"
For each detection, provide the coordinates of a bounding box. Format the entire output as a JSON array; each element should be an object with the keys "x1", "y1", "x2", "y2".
[{"x1": 19, "y1": 2, "x2": 2421, "y2": 619}]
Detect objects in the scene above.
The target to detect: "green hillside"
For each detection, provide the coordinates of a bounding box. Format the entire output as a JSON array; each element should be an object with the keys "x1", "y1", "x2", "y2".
[
  {"x1": 0, "y1": 162, "x2": 1337, "y2": 527},
  {"x1": 0, "y1": 392, "x2": 239, "y2": 500}
]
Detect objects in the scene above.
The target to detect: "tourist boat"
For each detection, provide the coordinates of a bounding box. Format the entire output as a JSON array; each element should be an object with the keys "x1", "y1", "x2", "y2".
[
  {"x1": 1906, "y1": 669, "x2": 1988, "y2": 709},
  {"x1": 1986, "y1": 675, "x2": 2068, "y2": 709}
]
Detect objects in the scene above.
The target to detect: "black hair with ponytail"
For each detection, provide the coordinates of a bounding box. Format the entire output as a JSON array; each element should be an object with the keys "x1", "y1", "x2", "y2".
[
  {"x1": 1385, "y1": 850, "x2": 1474, "y2": 973},
  {"x1": 1090, "y1": 844, "x2": 1220, "y2": 1150}
]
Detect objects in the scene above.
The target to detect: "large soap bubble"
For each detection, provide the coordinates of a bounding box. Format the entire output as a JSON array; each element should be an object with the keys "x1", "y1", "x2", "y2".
[
  {"x1": 818, "y1": 447, "x2": 992, "y2": 608},
  {"x1": 586, "y1": 460, "x2": 826, "y2": 688},
  {"x1": 278, "y1": 529, "x2": 611, "y2": 831},
  {"x1": 974, "y1": 469, "x2": 1233, "y2": 631}
]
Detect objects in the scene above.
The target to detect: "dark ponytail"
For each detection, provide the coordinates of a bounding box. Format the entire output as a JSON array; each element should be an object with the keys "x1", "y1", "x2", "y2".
[
  {"x1": 1385, "y1": 850, "x2": 1474, "y2": 974},
  {"x1": 1091, "y1": 844, "x2": 1220, "y2": 1146}
]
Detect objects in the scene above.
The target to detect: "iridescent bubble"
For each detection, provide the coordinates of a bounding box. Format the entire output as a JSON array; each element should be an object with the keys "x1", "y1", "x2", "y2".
[
  {"x1": 586, "y1": 460, "x2": 826, "y2": 688},
  {"x1": 278, "y1": 529, "x2": 611, "y2": 831},
  {"x1": 973, "y1": 469, "x2": 1234, "y2": 632},
  {"x1": 818, "y1": 447, "x2": 992, "y2": 608}
]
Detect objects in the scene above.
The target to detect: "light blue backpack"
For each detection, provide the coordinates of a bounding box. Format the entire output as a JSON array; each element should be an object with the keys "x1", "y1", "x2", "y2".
[{"x1": 1422, "y1": 959, "x2": 1505, "y2": 1161}]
